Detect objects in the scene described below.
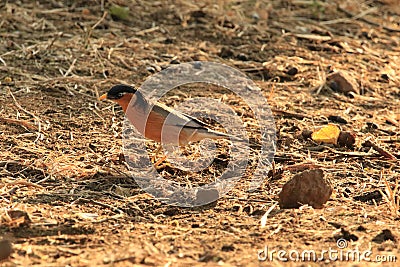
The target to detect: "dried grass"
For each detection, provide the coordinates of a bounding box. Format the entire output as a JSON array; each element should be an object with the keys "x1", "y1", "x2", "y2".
[{"x1": 0, "y1": 0, "x2": 399, "y2": 265}]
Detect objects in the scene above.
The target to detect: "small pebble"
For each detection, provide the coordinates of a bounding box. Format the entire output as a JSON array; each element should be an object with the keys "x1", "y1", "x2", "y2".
[
  {"x1": 366, "y1": 122, "x2": 379, "y2": 130},
  {"x1": 380, "y1": 73, "x2": 390, "y2": 81},
  {"x1": 251, "y1": 12, "x2": 260, "y2": 20},
  {"x1": 146, "y1": 66, "x2": 156, "y2": 73},
  {"x1": 337, "y1": 131, "x2": 356, "y2": 148},
  {"x1": 328, "y1": 115, "x2": 348, "y2": 124},
  {"x1": 237, "y1": 53, "x2": 248, "y2": 61},
  {"x1": 301, "y1": 129, "x2": 313, "y2": 140},
  {"x1": 219, "y1": 47, "x2": 234, "y2": 58},
  {"x1": 286, "y1": 67, "x2": 298, "y2": 76}
]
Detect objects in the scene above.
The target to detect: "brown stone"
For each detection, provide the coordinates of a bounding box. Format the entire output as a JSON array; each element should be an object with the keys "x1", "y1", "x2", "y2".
[
  {"x1": 278, "y1": 169, "x2": 332, "y2": 209},
  {"x1": 326, "y1": 71, "x2": 359, "y2": 95},
  {"x1": 0, "y1": 239, "x2": 12, "y2": 261},
  {"x1": 337, "y1": 131, "x2": 356, "y2": 148}
]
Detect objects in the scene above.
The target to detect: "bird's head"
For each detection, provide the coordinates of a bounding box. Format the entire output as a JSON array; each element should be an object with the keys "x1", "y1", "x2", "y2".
[
  {"x1": 99, "y1": 84, "x2": 137, "y2": 101},
  {"x1": 99, "y1": 84, "x2": 147, "y2": 112}
]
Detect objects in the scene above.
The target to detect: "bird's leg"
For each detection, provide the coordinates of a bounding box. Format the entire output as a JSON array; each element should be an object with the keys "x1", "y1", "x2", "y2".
[
  {"x1": 151, "y1": 145, "x2": 162, "y2": 162},
  {"x1": 152, "y1": 144, "x2": 167, "y2": 168},
  {"x1": 154, "y1": 154, "x2": 168, "y2": 168}
]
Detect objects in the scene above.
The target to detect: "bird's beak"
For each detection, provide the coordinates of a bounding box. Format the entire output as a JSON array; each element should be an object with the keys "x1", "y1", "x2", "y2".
[{"x1": 98, "y1": 93, "x2": 108, "y2": 101}]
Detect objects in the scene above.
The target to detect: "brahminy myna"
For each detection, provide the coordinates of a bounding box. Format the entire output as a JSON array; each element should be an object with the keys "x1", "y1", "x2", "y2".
[{"x1": 99, "y1": 84, "x2": 232, "y2": 147}]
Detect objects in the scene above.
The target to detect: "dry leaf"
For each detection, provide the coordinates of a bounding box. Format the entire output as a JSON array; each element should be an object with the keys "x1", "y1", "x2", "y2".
[{"x1": 311, "y1": 124, "x2": 341, "y2": 145}]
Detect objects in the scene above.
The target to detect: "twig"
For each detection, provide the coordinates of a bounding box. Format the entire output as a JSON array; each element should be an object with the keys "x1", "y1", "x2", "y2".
[
  {"x1": 109, "y1": 256, "x2": 138, "y2": 264},
  {"x1": 0, "y1": 56, "x2": 6, "y2": 66},
  {"x1": 84, "y1": 11, "x2": 108, "y2": 48},
  {"x1": 4, "y1": 180, "x2": 45, "y2": 190},
  {"x1": 314, "y1": 64, "x2": 326, "y2": 95},
  {"x1": 224, "y1": 197, "x2": 274, "y2": 203},
  {"x1": 338, "y1": 5, "x2": 400, "y2": 33},
  {"x1": 10, "y1": 90, "x2": 40, "y2": 121},
  {"x1": 271, "y1": 108, "x2": 311, "y2": 119},
  {"x1": 261, "y1": 202, "x2": 278, "y2": 228},
  {"x1": 92, "y1": 11, "x2": 108, "y2": 30},
  {"x1": 37, "y1": 8, "x2": 69, "y2": 14},
  {"x1": 57, "y1": 247, "x2": 81, "y2": 256},
  {"x1": 35, "y1": 175, "x2": 52, "y2": 185},
  {"x1": 8, "y1": 90, "x2": 42, "y2": 132},
  {"x1": 318, "y1": 146, "x2": 374, "y2": 157},
  {"x1": 362, "y1": 140, "x2": 397, "y2": 160},
  {"x1": 283, "y1": 162, "x2": 325, "y2": 172},
  {"x1": 0, "y1": 117, "x2": 37, "y2": 131},
  {"x1": 45, "y1": 32, "x2": 63, "y2": 50},
  {"x1": 63, "y1": 58, "x2": 77, "y2": 77},
  {"x1": 378, "y1": 171, "x2": 400, "y2": 217},
  {"x1": 291, "y1": 33, "x2": 332, "y2": 41},
  {"x1": 136, "y1": 26, "x2": 160, "y2": 36},
  {"x1": 76, "y1": 198, "x2": 125, "y2": 217}
]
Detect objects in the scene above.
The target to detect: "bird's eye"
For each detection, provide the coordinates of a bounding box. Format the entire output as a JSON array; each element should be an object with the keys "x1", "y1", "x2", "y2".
[{"x1": 117, "y1": 93, "x2": 124, "y2": 98}]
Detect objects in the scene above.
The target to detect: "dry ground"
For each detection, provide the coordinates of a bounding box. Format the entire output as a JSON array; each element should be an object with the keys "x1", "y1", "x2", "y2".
[{"x1": 0, "y1": 0, "x2": 399, "y2": 266}]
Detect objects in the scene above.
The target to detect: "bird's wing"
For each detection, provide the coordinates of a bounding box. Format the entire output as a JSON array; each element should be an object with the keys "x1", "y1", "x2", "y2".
[{"x1": 151, "y1": 103, "x2": 211, "y2": 129}]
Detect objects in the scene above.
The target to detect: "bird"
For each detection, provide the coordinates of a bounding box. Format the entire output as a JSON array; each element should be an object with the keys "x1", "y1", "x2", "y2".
[{"x1": 99, "y1": 84, "x2": 233, "y2": 147}]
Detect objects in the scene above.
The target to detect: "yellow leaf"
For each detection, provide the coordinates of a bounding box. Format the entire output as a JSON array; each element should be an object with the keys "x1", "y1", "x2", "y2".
[{"x1": 311, "y1": 124, "x2": 341, "y2": 145}]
